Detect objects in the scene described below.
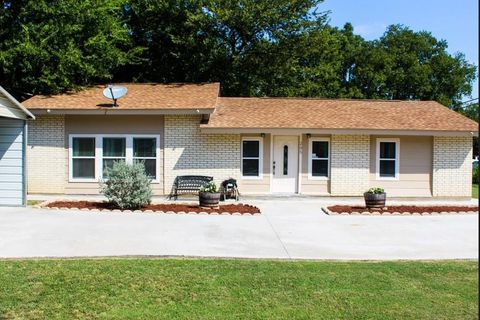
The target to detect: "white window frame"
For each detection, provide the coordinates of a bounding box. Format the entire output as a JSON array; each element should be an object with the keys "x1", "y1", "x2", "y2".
[
  {"x1": 241, "y1": 137, "x2": 263, "y2": 180},
  {"x1": 101, "y1": 136, "x2": 127, "y2": 179},
  {"x1": 308, "y1": 137, "x2": 330, "y2": 180},
  {"x1": 69, "y1": 134, "x2": 160, "y2": 183},
  {"x1": 376, "y1": 138, "x2": 400, "y2": 180},
  {"x1": 69, "y1": 136, "x2": 97, "y2": 183}
]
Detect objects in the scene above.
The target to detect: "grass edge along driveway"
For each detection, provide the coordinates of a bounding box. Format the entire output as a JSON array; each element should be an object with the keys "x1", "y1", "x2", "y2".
[{"x1": 0, "y1": 259, "x2": 477, "y2": 319}]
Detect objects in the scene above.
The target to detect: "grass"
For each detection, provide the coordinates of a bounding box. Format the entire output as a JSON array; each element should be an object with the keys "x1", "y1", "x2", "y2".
[
  {"x1": 473, "y1": 184, "x2": 478, "y2": 199},
  {"x1": 0, "y1": 259, "x2": 477, "y2": 319},
  {"x1": 27, "y1": 200, "x2": 43, "y2": 206}
]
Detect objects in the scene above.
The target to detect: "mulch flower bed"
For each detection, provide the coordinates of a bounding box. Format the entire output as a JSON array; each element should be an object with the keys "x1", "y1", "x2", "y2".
[
  {"x1": 41, "y1": 201, "x2": 260, "y2": 215},
  {"x1": 325, "y1": 205, "x2": 479, "y2": 215}
]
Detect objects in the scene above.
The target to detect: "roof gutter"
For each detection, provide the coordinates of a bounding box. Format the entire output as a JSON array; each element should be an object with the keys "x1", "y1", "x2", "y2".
[
  {"x1": 30, "y1": 108, "x2": 215, "y2": 116},
  {"x1": 199, "y1": 127, "x2": 478, "y2": 137}
]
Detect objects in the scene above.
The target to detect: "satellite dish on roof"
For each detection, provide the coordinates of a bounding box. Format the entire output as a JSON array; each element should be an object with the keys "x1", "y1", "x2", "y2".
[{"x1": 103, "y1": 85, "x2": 127, "y2": 107}]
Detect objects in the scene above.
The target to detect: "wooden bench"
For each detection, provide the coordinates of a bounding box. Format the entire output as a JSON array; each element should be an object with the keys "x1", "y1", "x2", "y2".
[{"x1": 170, "y1": 175, "x2": 213, "y2": 200}]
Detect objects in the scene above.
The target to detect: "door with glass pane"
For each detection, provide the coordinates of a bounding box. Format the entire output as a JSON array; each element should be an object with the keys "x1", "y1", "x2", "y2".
[{"x1": 272, "y1": 136, "x2": 298, "y2": 193}]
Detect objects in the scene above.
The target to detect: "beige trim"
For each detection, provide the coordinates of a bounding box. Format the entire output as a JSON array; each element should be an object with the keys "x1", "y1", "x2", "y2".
[{"x1": 200, "y1": 127, "x2": 477, "y2": 137}]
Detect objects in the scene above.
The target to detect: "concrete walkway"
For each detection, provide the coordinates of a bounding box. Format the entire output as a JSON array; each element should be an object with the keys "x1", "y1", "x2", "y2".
[{"x1": 0, "y1": 200, "x2": 478, "y2": 260}]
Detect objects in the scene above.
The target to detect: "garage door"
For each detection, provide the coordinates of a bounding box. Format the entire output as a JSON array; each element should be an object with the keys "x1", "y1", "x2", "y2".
[{"x1": 0, "y1": 118, "x2": 25, "y2": 206}]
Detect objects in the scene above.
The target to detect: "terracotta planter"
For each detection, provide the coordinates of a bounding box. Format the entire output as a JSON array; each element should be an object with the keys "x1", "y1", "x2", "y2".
[
  {"x1": 199, "y1": 192, "x2": 221, "y2": 208},
  {"x1": 364, "y1": 192, "x2": 386, "y2": 208}
]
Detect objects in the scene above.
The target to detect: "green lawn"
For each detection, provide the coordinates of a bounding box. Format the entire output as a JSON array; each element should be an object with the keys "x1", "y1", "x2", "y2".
[
  {"x1": 0, "y1": 259, "x2": 477, "y2": 319},
  {"x1": 27, "y1": 200, "x2": 44, "y2": 206},
  {"x1": 473, "y1": 184, "x2": 478, "y2": 199}
]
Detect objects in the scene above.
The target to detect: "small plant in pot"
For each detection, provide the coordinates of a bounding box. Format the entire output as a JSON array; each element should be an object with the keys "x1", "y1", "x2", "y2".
[
  {"x1": 364, "y1": 187, "x2": 386, "y2": 209},
  {"x1": 199, "y1": 181, "x2": 221, "y2": 208}
]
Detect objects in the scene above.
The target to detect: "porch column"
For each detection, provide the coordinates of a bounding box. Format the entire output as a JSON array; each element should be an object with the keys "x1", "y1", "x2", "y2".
[{"x1": 330, "y1": 134, "x2": 370, "y2": 196}]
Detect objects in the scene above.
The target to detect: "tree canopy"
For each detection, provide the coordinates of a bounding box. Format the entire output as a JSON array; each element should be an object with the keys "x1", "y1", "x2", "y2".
[{"x1": 0, "y1": 0, "x2": 477, "y2": 108}]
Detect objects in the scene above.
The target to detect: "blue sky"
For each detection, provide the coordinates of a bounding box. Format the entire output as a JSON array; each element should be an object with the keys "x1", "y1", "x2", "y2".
[{"x1": 319, "y1": 0, "x2": 479, "y2": 101}]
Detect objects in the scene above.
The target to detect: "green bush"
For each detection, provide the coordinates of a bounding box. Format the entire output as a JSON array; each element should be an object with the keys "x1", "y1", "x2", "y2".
[
  {"x1": 100, "y1": 161, "x2": 152, "y2": 210},
  {"x1": 473, "y1": 165, "x2": 479, "y2": 184}
]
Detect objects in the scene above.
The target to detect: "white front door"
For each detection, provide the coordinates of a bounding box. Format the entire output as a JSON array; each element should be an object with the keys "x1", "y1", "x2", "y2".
[{"x1": 272, "y1": 136, "x2": 298, "y2": 193}]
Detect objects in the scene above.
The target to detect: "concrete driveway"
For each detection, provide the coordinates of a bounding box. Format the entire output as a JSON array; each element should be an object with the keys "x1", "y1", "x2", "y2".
[{"x1": 0, "y1": 200, "x2": 477, "y2": 260}]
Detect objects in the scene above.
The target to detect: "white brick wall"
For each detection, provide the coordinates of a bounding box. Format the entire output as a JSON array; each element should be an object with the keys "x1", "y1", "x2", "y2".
[
  {"x1": 432, "y1": 136, "x2": 472, "y2": 197},
  {"x1": 330, "y1": 135, "x2": 370, "y2": 196},
  {"x1": 164, "y1": 115, "x2": 241, "y2": 194},
  {"x1": 27, "y1": 115, "x2": 66, "y2": 193}
]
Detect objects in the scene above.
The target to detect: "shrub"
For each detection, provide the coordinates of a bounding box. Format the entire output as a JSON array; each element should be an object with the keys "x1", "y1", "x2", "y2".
[
  {"x1": 100, "y1": 161, "x2": 152, "y2": 209},
  {"x1": 200, "y1": 181, "x2": 218, "y2": 193},
  {"x1": 366, "y1": 187, "x2": 385, "y2": 194},
  {"x1": 473, "y1": 166, "x2": 479, "y2": 184}
]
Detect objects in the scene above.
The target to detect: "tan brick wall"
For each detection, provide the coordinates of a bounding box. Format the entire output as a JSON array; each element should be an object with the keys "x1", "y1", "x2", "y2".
[
  {"x1": 432, "y1": 136, "x2": 472, "y2": 197},
  {"x1": 330, "y1": 134, "x2": 370, "y2": 196},
  {"x1": 27, "y1": 115, "x2": 66, "y2": 193},
  {"x1": 164, "y1": 115, "x2": 241, "y2": 194}
]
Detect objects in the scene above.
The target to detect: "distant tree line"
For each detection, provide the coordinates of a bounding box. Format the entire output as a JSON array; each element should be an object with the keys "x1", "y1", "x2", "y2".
[{"x1": 0, "y1": 0, "x2": 477, "y2": 111}]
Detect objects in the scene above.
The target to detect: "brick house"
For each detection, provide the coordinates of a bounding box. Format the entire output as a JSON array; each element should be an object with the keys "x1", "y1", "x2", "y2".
[{"x1": 21, "y1": 83, "x2": 478, "y2": 198}]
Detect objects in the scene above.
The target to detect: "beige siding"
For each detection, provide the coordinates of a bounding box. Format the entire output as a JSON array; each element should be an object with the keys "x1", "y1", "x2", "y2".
[
  {"x1": 64, "y1": 115, "x2": 164, "y2": 195},
  {"x1": 27, "y1": 115, "x2": 66, "y2": 193},
  {"x1": 432, "y1": 136, "x2": 472, "y2": 197},
  {"x1": 238, "y1": 134, "x2": 271, "y2": 194},
  {"x1": 300, "y1": 134, "x2": 329, "y2": 195},
  {"x1": 369, "y1": 136, "x2": 432, "y2": 197}
]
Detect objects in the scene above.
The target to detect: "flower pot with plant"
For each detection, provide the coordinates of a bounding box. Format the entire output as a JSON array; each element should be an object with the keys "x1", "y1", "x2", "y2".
[
  {"x1": 364, "y1": 187, "x2": 386, "y2": 208},
  {"x1": 199, "y1": 181, "x2": 221, "y2": 208}
]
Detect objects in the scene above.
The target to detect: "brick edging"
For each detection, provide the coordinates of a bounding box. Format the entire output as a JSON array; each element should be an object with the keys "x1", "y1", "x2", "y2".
[
  {"x1": 35, "y1": 200, "x2": 260, "y2": 216},
  {"x1": 322, "y1": 207, "x2": 479, "y2": 216}
]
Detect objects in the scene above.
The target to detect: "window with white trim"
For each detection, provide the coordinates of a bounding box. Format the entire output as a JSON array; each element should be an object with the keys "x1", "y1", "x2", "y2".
[
  {"x1": 308, "y1": 138, "x2": 329, "y2": 178},
  {"x1": 133, "y1": 137, "x2": 157, "y2": 179},
  {"x1": 376, "y1": 139, "x2": 399, "y2": 179},
  {"x1": 71, "y1": 137, "x2": 96, "y2": 179},
  {"x1": 241, "y1": 138, "x2": 262, "y2": 178},
  {"x1": 102, "y1": 137, "x2": 126, "y2": 178},
  {"x1": 69, "y1": 134, "x2": 160, "y2": 182}
]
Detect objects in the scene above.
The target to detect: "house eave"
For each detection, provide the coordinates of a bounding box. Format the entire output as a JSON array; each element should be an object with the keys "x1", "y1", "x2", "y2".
[
  {"x1": 199, "y1": 127, "x2": 479, "y2": 137},
  {"x1": 30, "y1": 108, "x2": 215, "y2": 116}
]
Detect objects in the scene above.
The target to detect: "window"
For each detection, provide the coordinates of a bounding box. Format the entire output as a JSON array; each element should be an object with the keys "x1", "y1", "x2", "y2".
[
  {"x1": 376, "y1": 138, "x2": 399, "y2": 179},
  {"x1": 133, "y1": 138, "x2": 157, "y2": 179},
  {"x1": 283, "y1": 145, "x2": 288, "y2": 175},
  {"x1": 72, "y1": 137, "x2": 96, "y2": 179},
  {"x1": 242, "y1": 138, "x2": 262, "y2": 178},
  {"x1": 69, "y1": 135, "x2": 160, "y2": 182},
  {"x1": 308, "y1": 138, "x2": 329, "y2": 179},
  {"x1": 102, "y1": 137, "x2": 126, "y2": 178}
]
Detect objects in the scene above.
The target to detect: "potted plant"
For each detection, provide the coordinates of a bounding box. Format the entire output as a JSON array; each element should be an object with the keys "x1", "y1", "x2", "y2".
[
  {"x1": 364, "y1": 187, "x2": 386, "y2": 208},
  {"x1": 199, "y1": 181, "x2": 221, "y2": 208}
]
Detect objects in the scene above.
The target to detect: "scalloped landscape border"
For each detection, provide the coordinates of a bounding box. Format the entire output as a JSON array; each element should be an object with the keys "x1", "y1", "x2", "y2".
[
  {"x1": 322, "y1": 206, "x2": 479, "y2": 216},
  {"x1": 36, "y1": 200, "x2": 261, "y2": 216}
]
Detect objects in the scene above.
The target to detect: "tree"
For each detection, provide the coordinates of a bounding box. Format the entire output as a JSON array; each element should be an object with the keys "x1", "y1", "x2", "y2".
[
  {"x1": 0, "y1": 0, "x2": 139, "y2": 98},
  {"x1": 125, "y1": 0, "x2": 327, "y2": 96},
  {"x1": 363, "y1": 25, "x2": 477, "y2": 108},
  {"x1": 459, "y1": 102, "x2": 479, "y2": 157}
]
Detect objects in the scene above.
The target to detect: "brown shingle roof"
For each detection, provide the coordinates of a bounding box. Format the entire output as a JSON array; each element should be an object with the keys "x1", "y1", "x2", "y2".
[
  {"x1": 202, "y1": 97, "x2": 478, "y2": 132},
  {"x1": 22, "y1": 83, "x2": 220, "y2": 110}
]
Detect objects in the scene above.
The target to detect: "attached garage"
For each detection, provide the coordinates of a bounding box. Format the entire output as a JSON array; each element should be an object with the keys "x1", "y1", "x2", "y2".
[{"x1": 0, "y1": 86, "x2": 34, "y2": 206}]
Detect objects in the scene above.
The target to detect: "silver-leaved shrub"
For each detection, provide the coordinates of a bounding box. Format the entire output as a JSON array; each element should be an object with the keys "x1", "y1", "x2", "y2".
[{"x1": 100, "y1": 161, "x2": 152, "y2": 209}]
